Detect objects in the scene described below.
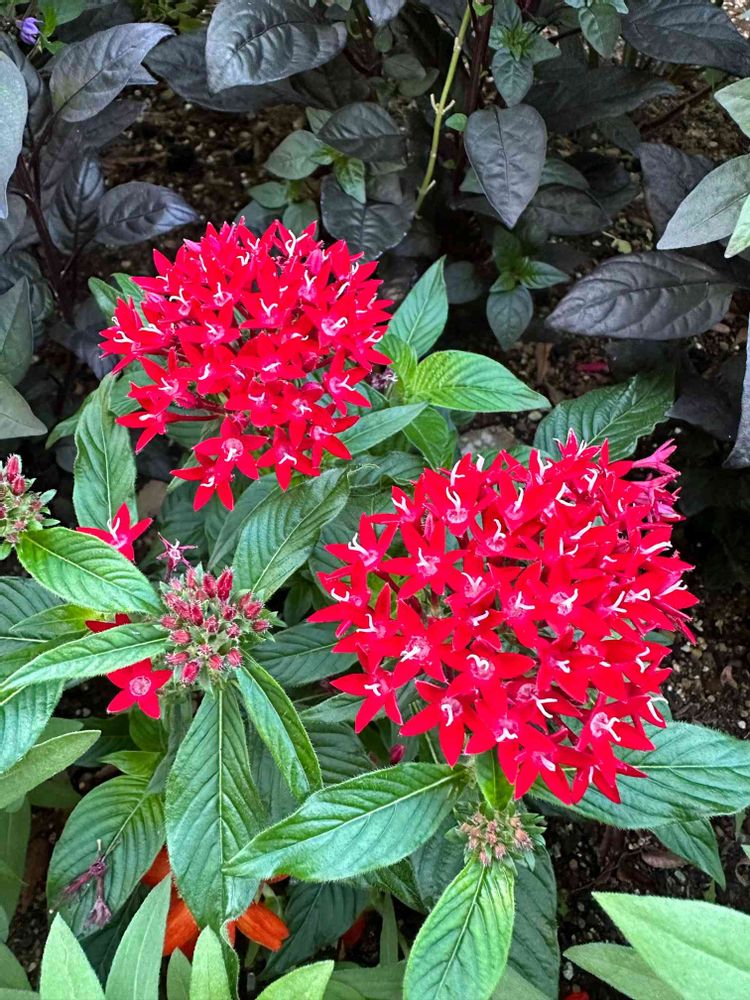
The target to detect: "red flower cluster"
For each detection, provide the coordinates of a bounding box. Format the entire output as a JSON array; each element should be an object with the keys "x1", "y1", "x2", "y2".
[
  {"x1": 312, "y1": 435, "x2": 697, "y2": 804},
  {"x1": 78, "y1": 505, "x2": 171, "y2": 718},
  {"x1": 101, "y1": 220, "x2": 392, "y2": 508}
]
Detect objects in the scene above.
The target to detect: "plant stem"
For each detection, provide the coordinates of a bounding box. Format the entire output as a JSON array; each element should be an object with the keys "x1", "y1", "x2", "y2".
[{"x1": 414, "y1": 2, "x2": 472, "y2": 215}]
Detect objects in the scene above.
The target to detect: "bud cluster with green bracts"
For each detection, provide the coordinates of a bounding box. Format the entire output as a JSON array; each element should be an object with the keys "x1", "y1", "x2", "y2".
[
  {"x1": 0, "y1": 454, "x2": 55, "y2": 556},
  {"x1": 160, "y1": 566, "x2": 278, "y2": 685}
]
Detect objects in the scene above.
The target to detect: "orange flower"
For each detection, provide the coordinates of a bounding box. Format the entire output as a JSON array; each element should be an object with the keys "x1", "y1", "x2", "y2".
[{"x1": 142, "y1": 846, "x2": 289, "y2": 957}]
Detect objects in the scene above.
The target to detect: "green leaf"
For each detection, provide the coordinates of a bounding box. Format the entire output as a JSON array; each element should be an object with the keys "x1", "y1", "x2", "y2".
[
  {"x1": 0, "y1": 281, "x2": 32, "y2": 387},
  {"x1": 189, "y1": 927, "x2": 231, "y2": 1000},
  {"x1": 566, "y1": 942, "x2": 680, "y2": 1000},
  {"x1": 329, "y1": 962, "x2": 406, "y2": 999},
  {"x1": 0, "y1": 941, "x2": 30, "y2": 991},
  {"x1": 40, "y1": 914, "x2": 104, "y2": 1000},
  {"x1": 491, "y1": 49, "x2": 534, "y2": 108},
  {"x1": 386, "y1": 258, "x2": 447, "y2": 357},
  {"x1": 533, "y1": 371, "x2": 673, "y2": 461},
  {"x1": 256, "y1": 961, "x2": 334, "y2": 1000},
  {"x1": 0, "y1": 801, "x2": 29, "y2": 922},
  {"x1": 486, "y1": 286, "x2": 533, "y2": 349},
  {"x1": 73, "y1": 377, "x2": 137, "y2": 530},
  {"x1": 475, "y1": 752, "x2": 513, "y2": 811},
  {"x1": 6, "y1": 622, "x2": 168, "y2": 688},
  {"x1": 339, "y1": 403, "x2": 427, "y2": 455},
  {"x1": 725, "y1": 192, "x2": 750, "y2": 257},
  {"x1": 378, "y1": 333, "x2": 418, "y2": 385},
  {"x1": 579, "y1": 4, "x2": 621, "y2": 57},
  {"x1": 263, "y1": 882, "x2": 368, "y2": 977},
  {"x1": 0, "y1": 578, "x2": 61, "y2": 654},
  {"x1": 237, "y1": 659, "x2": 322, "y2": 802},
  {"x1": 403, "y1": 406, "x2": 457, "y2": 469},
  {"x1": 410, "y1": 351, "x2": 548, "y2": 412},
  {"x1": 521, "y1": 261, "x2": 568, "y2": 290},
  {"x1": 0, "y1": 730, "x2": 98, "y2": 810},
  {"x1": 0, "y1": 55, "x2": 27, "y2": 221},
  {"x1": 88, "y1": 278, "x2": 121, "y2": 323},
  {"x1": 47, "y1": 773, "x2": 165, "y2": 937},
  {"x1": 166, "y1": 688, "x2": 265, "y2": 928},
  {"x1": 492, "y1": 965, "x2": 549, "y2": 999},
  {"x1": 653, "y1": 817, "x2": 725, "y2": 887},
  {"x1": 234, "y1": 470, "x2": 349, "y2": 599},
  {"x1": 267, "y1": 132, "x2": 332, "y2": 180},
  {"x1": 543, "y1": 721, "x2": 750, "y2": 828},
  {"x1": 226, "y1": 763, "x2": 466, "y2": 882},
  {"x1": 594, "y1": 891, "x2": 750, "y2": 998},
  {"x1": 16, "y1": 527, "x2": 161, "y2": 615},
  {"x1": 253, "y1": 620, "x2": 355, "y2": 689},
  {"x1": 509, "y1": 851, "x2": 560, "y2": 996},
  {"x1": 0, "y1": 375, "x2": 46, "y2": 439},
  {"x1": 167, "y1": 950, "x2": 192, "y2": 1000},
  {"x1": 10, "y1": 603, "x2": 95, "y2": 641},
  {"x1": 716, "y1": 78, "x2": 750, "y2": 138},
  {"x1": 658, "y1": 154, "x2": 750, "y2": 250},
  {"x1": 0, "y1": 683, "x2": 62, "y2": 774},
  {"x1": 105, "y1": 877, "x2": 171, "y2": 1000},
  {"x1": 208, "y1": 477, "x2": 278, "y2": 571},
  {"x1": 334, "y1": 157, "x2": 366, "y2": 205},
  {"x1": 404, "y1": 859, "x2": 515, "y2": 1000}
]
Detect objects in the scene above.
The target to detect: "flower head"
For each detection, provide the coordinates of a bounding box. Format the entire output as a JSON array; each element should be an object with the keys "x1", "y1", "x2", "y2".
[
  {"x1": 0, "y1": 454, "x2": 53, "y2": 548},
  {"x1": 86, "y1": 615, "x2": 172, "y2": 718},
  {"x1": 77, "y1": 502, "x2": 152, "y2": 560},
  {"x1": 101, "y1": 221, "x2": 392, "y2": 508},
  {"x1": 312, "y1": 435, "x2": 697, "y2": 804},
  {"x1": 160, "y1": 566, "x2": 271, "y2": 684},
  {"x1": 16, "y1": 16, "x2": 42, "y2": 45}
]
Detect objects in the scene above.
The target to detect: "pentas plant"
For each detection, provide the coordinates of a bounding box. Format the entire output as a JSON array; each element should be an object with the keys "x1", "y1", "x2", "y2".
[
  {"x1": 102, "y1": 220, "x2": 392, "y2": 506},
  {"x1": 76, "y1": 502, "x2": 274, "y2": 719},
  {"x1": 313, "y1": 434, "x2": 697, "y2": 804}
]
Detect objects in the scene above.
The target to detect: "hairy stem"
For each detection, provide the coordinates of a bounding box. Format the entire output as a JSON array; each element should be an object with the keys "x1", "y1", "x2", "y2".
[{"x1": 414, "y1": 3, "x2": 473, "y2": 215}]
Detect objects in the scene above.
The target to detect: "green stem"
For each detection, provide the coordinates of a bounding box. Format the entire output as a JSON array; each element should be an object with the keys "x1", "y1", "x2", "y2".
[{"x1": 414, "y1": 2, "x2": 472, "y2": 215}]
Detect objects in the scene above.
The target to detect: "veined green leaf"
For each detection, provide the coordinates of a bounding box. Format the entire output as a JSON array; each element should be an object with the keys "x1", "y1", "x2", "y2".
[
  {"x1": 105, "y1": 877, "x2": 171, "y2": 1000},
  {"x1": 237, "y1": 660, "x2": 322, "y2": 802},
  {"x1": 16, "y1": 527, "x2": 161, "y2": 614},
  {"x1": 48, "y1": 773, "x2": 165, "y2": 937},
  {"x1": 566, "y1": 942, "x2": 680, "y2": 1000},
  {"x1": 256, "y1": 960, "x2": 334, "y2": 1000},
  {"x1": 234, "y1": 470, "x2": 349, "y2": 600},
  {"x1": 166, "y1": 688, "x2": 265, "y2": 928},
  {"x1": 226, "y1": 763, "x2": 467, "y2": 882},
  {"x1": 252, "y1": 621, "x2": 355, "y2": 689},
  {"x1": 188, "y1": 927, "x2": 231, "y2": 1000},
  {"x1": 404, "y1": 858, "x2": 515, "y2": 1000},
  {"x1": 0, "y1": 730, "x2": 98, "y2": 810},
  {"x1": 40, "y1": 915, "x2": 104, "y2": 1000},
  {"x1": 73, "y1": 376, "x2": 136, "y2": 530},
  {"x1": 386, "y1": 258, "x2": 448, "y2": 357},
  {"x1": 594, "y1": 891, "x2": 750, "y2": 998},
  {"x1": 6, "y1": 622, "x2": 168, "y2": 687},
  {"x1": 534, "y1": 371, "x2": 673, "y2": 461},
  {"x1": 338, "y1": 403, "x2": 427, "y2": 456},
  {"x1": 410, "y1": 351, "x2": 548, "y2": 412}
]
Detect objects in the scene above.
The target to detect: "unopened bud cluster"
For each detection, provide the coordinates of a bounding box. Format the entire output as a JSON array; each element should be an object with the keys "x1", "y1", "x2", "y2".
[
  {"x1": 160, "y1": 566, "x2": 270, "y2": 684},
  {"x1": 458, "y1": 806, "x2": 545, "y2": 869},
  {"x1": 0, "y1": 455, "x2": 53, "y2": 549}
]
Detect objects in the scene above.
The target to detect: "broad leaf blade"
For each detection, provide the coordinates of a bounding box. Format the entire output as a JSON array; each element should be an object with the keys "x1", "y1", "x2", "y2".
[
  {"x1": 166, "y1": 688, "x2": 265, "y2": 928},
  {"x1": 404, "y1": 858, "x2": 515, "y2": 1000},
  {"x1": 534, "y1": 371, "x2": 674, "y2": 460},
  {"x1": 226, "y1": 763, "x2": 466, "y2": 882},
  {"x1": 237, "y1": 659, "x2": 322, "y2": 802},
  {"x1": 15, "y1": 527, "x2": 161, "y2": 614}
]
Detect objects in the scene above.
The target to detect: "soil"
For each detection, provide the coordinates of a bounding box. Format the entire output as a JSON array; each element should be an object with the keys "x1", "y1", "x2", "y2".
[{"x1": 8, "y1": 23, "x2": 750, "y2": 1000}]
